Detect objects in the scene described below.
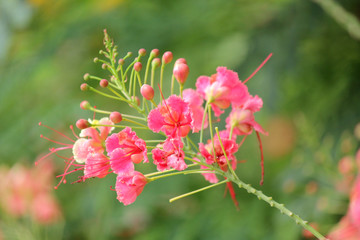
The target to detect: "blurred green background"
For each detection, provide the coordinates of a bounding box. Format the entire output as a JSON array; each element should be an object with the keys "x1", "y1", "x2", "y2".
[{"x1": 1, "y1": 0, "x2": 360, "y2": 239}]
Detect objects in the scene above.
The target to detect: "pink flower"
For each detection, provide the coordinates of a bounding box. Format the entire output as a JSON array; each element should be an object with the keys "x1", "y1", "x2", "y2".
[
  {"x1": 196, "y1": 67, "x2": 249, "y2": 116},
  {"x1": 31, "y1": 193, "x2": 61, "y2": 224},
  {"x1": 226, "y1": 95, "x2": 267, "y2": 136},
  {"x1": 73, "y1": 117, "x2": 114, "y2": 163},
  {"x1": 183, "y1": 89, "x2": 208, "y2": 132},
  {"x1": 152, "y1": 138, "x2": 187, "y2": 171},
  {"x1": 199, "y1": 136, "x2": 238, "y2": 171},
  {"x1": 106, "y1": 127, "x2": 148, "y2": 174},
  {"x1": 38, "y1": 121, "x2": 113, "y2": 187},
  {"x1": 83, "y1": 152, "x2": 111, "y2": 179},
  {"x1": 148, "y1": 95, "x2": 192, "y2": 138},
  {"x1": 328, "y1": 177, "x2": 360, "y2": 239},
  {"x1": 115, "y1": 171, "x2": 147, "y2": 206}
]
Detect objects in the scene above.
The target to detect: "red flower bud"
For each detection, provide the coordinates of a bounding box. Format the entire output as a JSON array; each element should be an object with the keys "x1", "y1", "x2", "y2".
[
  {"x1": 140, "y1": 84, "x2": 154, "y2": 100},
  {"x1": 173, "y1": 63, "x2": 189, "y2": 84},
  {"x1": 118, "y1": 59, "x2": 124, "y2": 65},
  {"x1": 80, "y1": 83, "x2": 88, "y2": 91},
  {"x1": 175, "y1": 58, "x2": 187, "y2": 65},
  {"x1": 80, "y1": 100, "x2": 90, "y2": 110},
  {"x1": 83, "y1": 73, "x2": 90, "y2": 81},
  {"x1": 110, "y1": 111, "x2": 123, "y2": 123},
  {"x1": 76, "y1": 119, "x2": 90, "y2": 129},
  {"x1": 150, "y1": 49, "x2": 160, "y2": 58},
  {"x1": 162, "y1": 51, "x2": 173, "y2": 64},
  {"x1": 134, "y1": 62, "x2": 142, "y2": 72},
  {"x1": 100, "y1": 79, "x2": 109, "y2": 88},
  {"x1": 138, "y1": 48, "x2": 146, "y2": 57},
  {"x1": 152, "y1": 58, "x2": 161, "y2": 68}
]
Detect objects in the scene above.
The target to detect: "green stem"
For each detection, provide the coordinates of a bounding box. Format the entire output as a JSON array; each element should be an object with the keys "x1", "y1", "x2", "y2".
[
  {"x1": 145, "y1": 163, "x2": 198, "y2": 177},
  {"x1": 160, "y1": 62, "x2": 165, "y2": 93},
  {"x1": 208, "y1": 105, "x2": 216, "y2": 159},
  {"x1": 87, "y1": 86, "x2": 123, "y2": 101},
  {"x1": 122, "y1": 118, "x2": 148, "y2": 128},
  {"x1": 91, "y1": 124, "x2": 147, "y2": 130},
  {"x1": 229, "y1": 176, "x2": 328, "y2": 240},
  {"x1": 169, "y1": 180, "x2": 229, "y2": 203},
  {"x1": 199, "y1": 101, "x2": 209, "y2": 144},
  {"x1": 148, "y1": 169, "x2": 211, "y2": 182}
]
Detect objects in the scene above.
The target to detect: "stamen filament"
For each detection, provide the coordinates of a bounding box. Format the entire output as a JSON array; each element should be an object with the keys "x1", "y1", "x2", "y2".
[{"x1": 243, "y1": 53, "x2": 273, "y2": 84}]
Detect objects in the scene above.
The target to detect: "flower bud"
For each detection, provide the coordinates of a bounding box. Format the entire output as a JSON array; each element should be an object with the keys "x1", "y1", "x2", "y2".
[
  {"x1": 134, "y1": 62, "x2": 142, "y2": 72},
  {"x1": 102, "y1": 63, "x2": 107, "y2": 69},
  {"x1": 83, "y1": 73, "x2": 90, "y2": 81},
  {"x1": 138, "y1": 48, "x2": 146, "y2": 57},
  {"x1": 150, "y1": 49, "x2": 160, "y2": 58},
  {"x1": 152, "y1": 58, "x2": 161, "y2": 68},
  {"x1": 110, "y1": 111, "x2": 123, "y2": 123},
  {"x1": 80, "y1": 83, "x2": 89, "y2": 91},
  {"x1": 80, "y1": 100, "x2": 90, "y2": 110},
  {"x1": 162, "y1": 51, "x2": 173, "y2": 64},
  {"x1": 76, "y1": 119, "x2": 90, "y2": 129},
  {"x1": 93, "y1": 57, "x2": 99, "y2": 63},
  {"x1": 100, "y1": 79, "x2": 109, "y2": 88},
  {"x1": 175, "y1": 58, "x2": 187, "y2": 65},
  {"x1": 126, "y1": 52, "x2": 133, "y2": 57},
  {"x1": 140, "y1": 84, "x2": 154, "y2": 100},
  {"x1": 118, "y1": 58, "x2": 124, "y2": 66},
  {"x1": 173, "y1": 63, "x2": 189, "y2": 84}
]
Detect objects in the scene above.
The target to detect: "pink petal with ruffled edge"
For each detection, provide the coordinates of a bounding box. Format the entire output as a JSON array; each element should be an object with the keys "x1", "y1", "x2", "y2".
[
  {"x1": 84, "y1": 152, "x2": 110, "y2": 179},
  {"x1": 115, "y1": 171, "x2": 147, "y2": 206},
  {"x1": 108, "y1": 148, "x2": 134, "y2": 174}
]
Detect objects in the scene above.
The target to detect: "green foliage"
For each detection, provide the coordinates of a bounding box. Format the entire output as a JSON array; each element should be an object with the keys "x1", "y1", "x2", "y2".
[{"x1": 0, "y1": 0, "x2": 359, "y2": 239}]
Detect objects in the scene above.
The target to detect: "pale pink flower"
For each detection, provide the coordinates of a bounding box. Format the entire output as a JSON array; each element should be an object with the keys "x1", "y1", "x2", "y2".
[
  {"x1": 226, "y1": 95, "x2": 267, "y2": 136},
  {"x1": 196, "y1": 67, "x2": 249, "y2": 116},
  {"x1": 183, "y1": 89, "x2": 208, "y2": 132},
  {"x1": 115, "y1": 171, "x2": 147, "y2": 206},
  {"x1": 106, "y1": 127, "x2": 148, "y2": 174},
  {"x1": 152, "y1": 138, "x2": 187, "y2": 171},
  {"x1": 73, "y1": 117, "x2": 114, "y2": 163},
  {"x1": 148, "y1": 95, "x2": 192, "y2": 138},
  {"x1": 31, "y1": 193, "x2": 61, "y2": 224}
]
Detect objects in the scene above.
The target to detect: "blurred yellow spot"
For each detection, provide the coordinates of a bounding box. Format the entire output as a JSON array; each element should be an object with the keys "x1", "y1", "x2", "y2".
[
  {"x1": 93, "y1": 0, "x2": 125, "y2": 12},
  {"x1": 27, "y1": 0, "x2": 47, "y2": 7}
]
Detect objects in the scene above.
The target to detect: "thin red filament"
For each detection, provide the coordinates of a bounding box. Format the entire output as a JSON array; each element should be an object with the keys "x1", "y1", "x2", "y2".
[
  {"x1": 243, "y1": 53, "x2": 273, "y2": 84},
  {"x1": 256, "y1": 131, "x2": 264, "y2": 186}
]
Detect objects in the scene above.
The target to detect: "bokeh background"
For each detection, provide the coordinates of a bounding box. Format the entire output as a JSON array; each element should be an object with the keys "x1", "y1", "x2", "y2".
[{"x1": 1, "y1": 0, "x2": 360, "y2": 239}]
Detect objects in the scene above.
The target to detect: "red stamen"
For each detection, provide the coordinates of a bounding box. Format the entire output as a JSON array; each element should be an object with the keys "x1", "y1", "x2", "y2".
[
  {"x1": 35, "y1": 146, "x2": 72, "y2": 165},
  {"x1": 110, "y1": 186, "x2": 116, "y2": 191},
  {"x1": 70, "y1": 125, "x2": 79, "y2": 139},
  {"x1": 256, "y1": 131, "x2": 265, "y2": 186},
  {"x1": 226, "y1": 181, "x2": 239, "y2": 210},
  {"x1": 39, "y1": 122, "x2": 75, "y2": 143},
  {"x1": 157, "y1": 84, "x2": 177, "y2": 124},
  {"x1": 40, "y1": 135, "x2": 73, "y2": 146},
  {"x1": 243, "y1": 53, "x2": 273, "y2": 84},
  {"x1": 238, "y1": 135, "x2": 247, "y2": 148}
]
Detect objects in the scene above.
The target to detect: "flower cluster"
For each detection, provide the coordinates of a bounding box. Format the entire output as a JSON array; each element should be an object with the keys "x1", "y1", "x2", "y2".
[
  {"x1": 38, "y1": 30, "x2": 271, "y2": 207},
  {"x1": 0, "y1": 162, "x2": 62, "y2": 224}
]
